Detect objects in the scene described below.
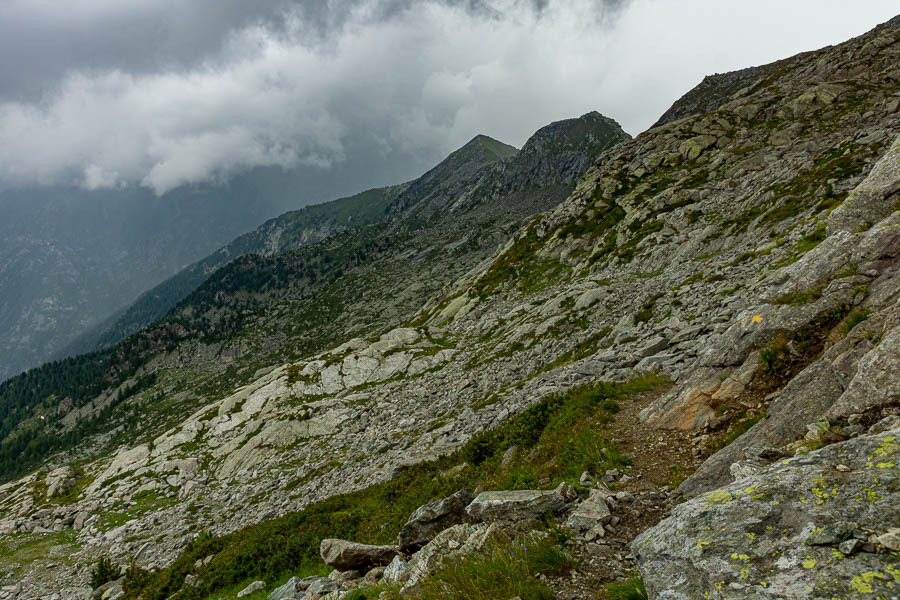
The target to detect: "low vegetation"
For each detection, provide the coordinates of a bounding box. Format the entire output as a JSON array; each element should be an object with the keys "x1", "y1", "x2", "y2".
[
  {"x1": 605, "y1": 575, "x2": 648, "y2": 600},
  {"x1": 419, "y1": 533, "x2": 573, "y2": 600}
]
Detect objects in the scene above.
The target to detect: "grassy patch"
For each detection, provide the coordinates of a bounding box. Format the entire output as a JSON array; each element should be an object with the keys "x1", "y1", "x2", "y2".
[
  {"x1": 770, "y1": 285, "x2": 822, "y2": 306},
  {"x1": 634, "y1": 294, "x2": 662, "y2": 324},
  {"x1": 420, "y1": 533, "x2": 573, "y2": 600},
  {"x1": 706, "y1": 416, "x2": 761, "y2": 454},
  {"x1": 843, "y1": 309, "x2": 872, "y2": 333},
  {"x1": 537, "y1": 328, "x2": 611, "y2": 374},
  {"x1": 606, "y1": 576, "x2": 648, "y2": 600},
  {"x1": 795, "y1": 223, "x2": 826, "y2": 253},
  {"x1": 473, "y1": 224, "x2": 570, "y2": 296}
]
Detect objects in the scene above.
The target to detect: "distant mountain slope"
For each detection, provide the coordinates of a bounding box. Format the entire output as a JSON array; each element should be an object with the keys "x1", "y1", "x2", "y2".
[
  {"x1": 60, "y1": 185, "x2": 406, "y2": 357},
  {"x1": 0, "y1": 147, "x2": 440, "y2": 384},
  {"x1": 0, "y1": 112, "x2": 628, "y2": 482},
  {"x1": 63, "y1": 135, "x2": 521, "y2": 357}
]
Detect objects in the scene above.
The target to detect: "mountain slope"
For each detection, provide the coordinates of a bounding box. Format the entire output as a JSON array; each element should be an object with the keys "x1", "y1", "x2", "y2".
[
  {"x1": 2, "y1": 15, "x2": 899, "y2": 599},
  {"x1": 0, "y1": 113, "x2": 629, "y2": 484}
]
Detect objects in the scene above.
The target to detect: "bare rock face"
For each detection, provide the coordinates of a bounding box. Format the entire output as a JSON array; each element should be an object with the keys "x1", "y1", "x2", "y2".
[
  {"x1": 632, "y1": 427, "x2": 900, "y2": 600},
  {"x1": 397, "y1": 489, "x2": 473, "y2": 553},
  {"x1": 45, "y1": 466, "x2": 76, "y2": 498},
  {"x1": 465, "y1": 489, "x2": 567, "y2": 523},
  {"x1": 319, "y1": 539, "x2": 399, "y2": 571}
]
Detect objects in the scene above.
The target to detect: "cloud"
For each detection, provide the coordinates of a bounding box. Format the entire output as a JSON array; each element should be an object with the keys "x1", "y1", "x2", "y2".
[{"x1": 0, "y1": 0, "x2": 896, "y2": 195}]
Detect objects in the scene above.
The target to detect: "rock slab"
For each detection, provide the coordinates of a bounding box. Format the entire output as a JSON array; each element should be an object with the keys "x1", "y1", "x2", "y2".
[
  {"x1": 319, "y1": 538, "x2": 399, "y2": 571},
  {"x1": 632, "y1": 428, "x2": 900, "y2": 599},
  {"x1": 465, "y1": 489, "x2": 566, "y2": 522}
]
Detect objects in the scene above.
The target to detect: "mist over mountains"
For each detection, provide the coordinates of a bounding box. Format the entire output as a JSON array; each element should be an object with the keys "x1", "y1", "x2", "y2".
[{"x1": 0, "y1": 151, "x2": 432, "y2": 382}]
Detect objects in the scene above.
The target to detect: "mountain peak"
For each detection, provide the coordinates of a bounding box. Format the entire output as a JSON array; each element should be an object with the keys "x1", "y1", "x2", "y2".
[
  {"x1": 520, "y1": 111, "x2": 629, "y2": 156},
  {"x1": 461, "y1": 134, "x2": 519, "y2": 161}
]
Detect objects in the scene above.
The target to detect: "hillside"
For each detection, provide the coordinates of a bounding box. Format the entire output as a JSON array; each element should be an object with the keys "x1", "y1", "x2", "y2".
[
  {"x1": 1, "y1": 15, "x2": 899, "y2": 600},
  {"x1": 0, "y1": 113, "x2": 628, "y2": 484}
]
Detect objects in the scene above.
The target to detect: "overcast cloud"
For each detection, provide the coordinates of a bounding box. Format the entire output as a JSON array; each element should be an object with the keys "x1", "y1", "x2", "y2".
[{"x1": 0, "y1": 0, "x2": 896, "y2": 195}]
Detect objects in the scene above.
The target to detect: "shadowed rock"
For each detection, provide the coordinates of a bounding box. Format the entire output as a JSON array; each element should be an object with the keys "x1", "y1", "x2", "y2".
[
  {"x1": 319, "y1": 539, "x2": 399, "y2": 571},
  {"x1": 397, "y1": 489, "x2": 473, "y2": 553}
]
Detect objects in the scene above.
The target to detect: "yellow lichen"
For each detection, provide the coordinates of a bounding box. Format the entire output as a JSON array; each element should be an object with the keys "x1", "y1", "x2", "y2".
[
  {"x1": 803, "y1": 559, "x2": 817, "y2": 569},
  {"x1": 849, "y1": 571, "x2": 884, "y2": 593},
  {"x1": 706, "y1": 490, "x2": 733, "y2": 504},
  {"x1": 887, "y1": 565, "x2": 900, "y2": 583}
]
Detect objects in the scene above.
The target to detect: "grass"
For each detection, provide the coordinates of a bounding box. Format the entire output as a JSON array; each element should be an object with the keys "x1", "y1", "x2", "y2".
[
  {"x1": 420, "y1": 533, "x2": 574, "y2": 600},
  {"x1": 759, "y1": 334, "x2": 791, "y2": 378},
  {"x1": 770, "y1": 285, "x2": 822, "y2": 306},
  {"x1": 843, "y1": 308, "x2": 871, "y2": 333},
  {"x1": 795, "y1": 223, "x2": 826, "y2": 253},
  {"x1": 121, "y1": 375, "x2": 669, "y2": 600},
  {"x1": 606, "y1": 576, "x2": 648, "y2": 600},
  {"x1": 706, "y1": 416, "x2": 761, "y2": 454}
]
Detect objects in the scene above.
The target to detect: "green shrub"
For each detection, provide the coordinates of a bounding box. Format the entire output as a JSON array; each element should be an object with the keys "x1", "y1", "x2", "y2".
[
  {"x1": 795, "y1": 223, "x2": 826, "y2": 253},
  {"x1": 90, "y1": 556, "x2": 122, "y2": 589},
  {"x1": 770, "y1": 285, "x2": 822, "y2": 306},
  {"x1": 844, "y1": 308, "x2": 871, "y2": 333},
  {"x1": 707, "y1": 416, "x2": 761, "y2": 454},
  {"x1": 760, "y1": 334, "x2": 790, "y2": 377}
]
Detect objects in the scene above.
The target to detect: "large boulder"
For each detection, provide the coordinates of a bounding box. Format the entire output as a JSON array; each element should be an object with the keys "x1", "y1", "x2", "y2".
[
  {"x1": 828, "y1": 133, "x2": 900, "y2": 234},
  {"x1": 465, "y1": 489, "x2": 567, "y2": 523},
  {"x1": 397, "y1": 489, "x2": 473, "y2": 552},
  {"x1": 319, "y1": 539, "x2": 399, "y2": 571},
  {"x1": 632, "y1": 427, "x2": 900, "y2": 599}
]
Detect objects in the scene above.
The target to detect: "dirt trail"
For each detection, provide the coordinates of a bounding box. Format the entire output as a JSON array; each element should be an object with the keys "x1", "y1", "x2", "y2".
[{"x1": 548, "y1": 386, "x2": 707, "y2": 599}]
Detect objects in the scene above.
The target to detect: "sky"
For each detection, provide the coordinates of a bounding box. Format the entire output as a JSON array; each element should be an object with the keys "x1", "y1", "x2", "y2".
[{"x1": 0, "y1": 0, "x2": 897, "y2": 197}]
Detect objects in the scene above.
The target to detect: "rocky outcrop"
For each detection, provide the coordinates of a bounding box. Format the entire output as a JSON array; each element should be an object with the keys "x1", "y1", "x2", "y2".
[
  {"x1": 632, "y1": 425, "x2": 900, "y2": 599},
  {"x1": 397, "y1": 489, "x2": 473, "y2": 553},
  {"x1": 319, "y1": 539, "x2": 399, "y2": 571},
  {"x1": 465, "y1": 489, "x2": 568, "y2": 523}
]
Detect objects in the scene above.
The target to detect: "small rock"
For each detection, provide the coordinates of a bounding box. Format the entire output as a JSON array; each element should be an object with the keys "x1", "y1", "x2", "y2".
[
  {"x1": 839, "y1": 539, "x2": 863, "y2": 556},
  {"x1": 306, "y1": 577, "x2": 340, "y2": 596},
  {"x1": 267, "y1": 576, "x2": 300, "y2": 600},
  {"x1": 236, "y1": 580, "x2": 265, "y2": 598},
  {"x1": 554, "y1": 482, "x2": 577, "y2": 502},
  {"x1": 875, "y1": 528, "x2": 900, "y2": 551},
  {"x1": 807, "y1": 521, "x2": 855, "y2": 546},
  {"x1": 328, "y1": 569, "x2": 361, "y2": 583},
  {"x1": 398, "y1": 489, "x2": 473, "y2": 553},
  {"x1": 364, "y1": 566, "x2": 386, "y2": 583},
  {"x1": 500, "y1": 446, "x2": 519, "y2": 471},
  {"x1": 566, "y1": 489, "x2": 612, "y2": 532}
]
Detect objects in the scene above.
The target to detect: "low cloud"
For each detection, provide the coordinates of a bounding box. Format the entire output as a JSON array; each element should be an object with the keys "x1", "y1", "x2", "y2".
[{"x1": 0, "y1": 0, "x2": 896, "y2": 194}]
